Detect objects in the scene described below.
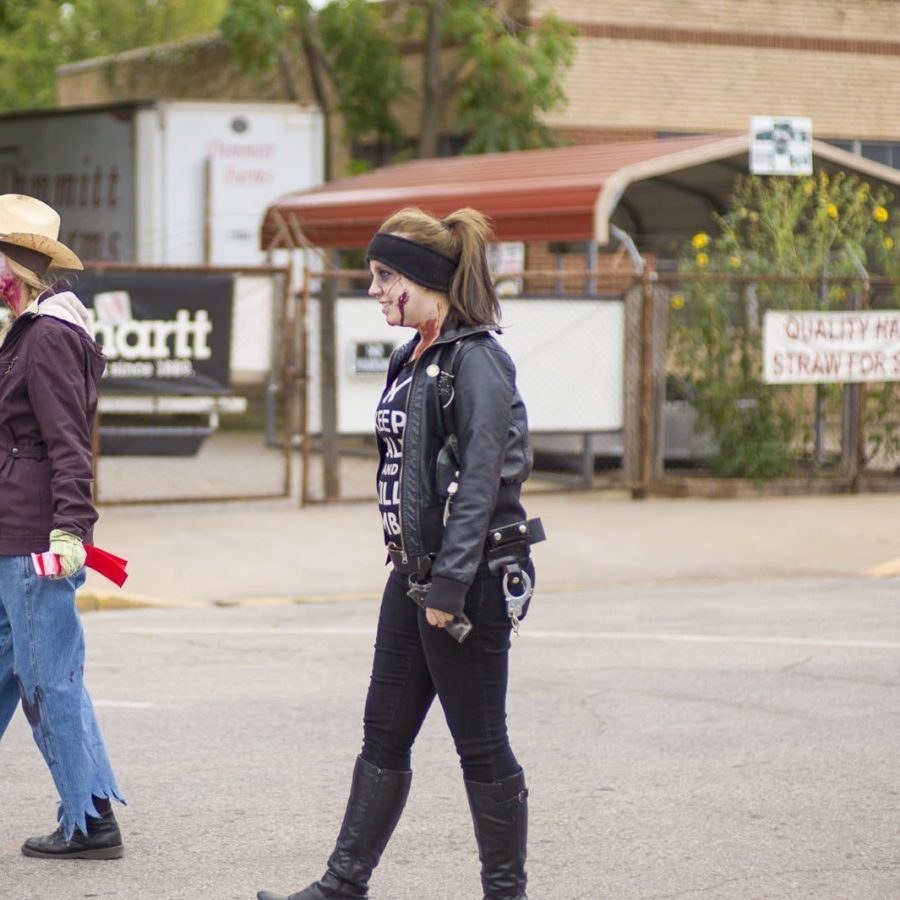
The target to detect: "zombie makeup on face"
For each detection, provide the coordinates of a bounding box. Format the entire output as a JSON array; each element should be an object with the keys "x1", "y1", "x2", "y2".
[
  {"x1": 0, "y1": 253, "x2": 25, "y2": 317},
  {"x1": 369, "y1": 261, "x2": 448, "y2": 343},
  {"x1": 369, "y1": 264, "x2": 410, "y2": 326}
]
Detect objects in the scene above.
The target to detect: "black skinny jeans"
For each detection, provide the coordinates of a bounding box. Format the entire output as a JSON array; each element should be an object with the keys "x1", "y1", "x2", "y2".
[{"x1": 361, "y1": 561, "x2": 534, "y2": 784}]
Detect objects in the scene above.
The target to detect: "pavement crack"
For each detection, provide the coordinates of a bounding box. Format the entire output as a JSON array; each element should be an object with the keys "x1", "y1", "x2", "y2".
[{"x1": 779, "y1": 654, "x2": 813, "y2": 672}]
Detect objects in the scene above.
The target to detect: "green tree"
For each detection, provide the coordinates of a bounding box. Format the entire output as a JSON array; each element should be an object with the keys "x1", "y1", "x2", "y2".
[
  {"x1": 669, "y1": 173, "x2": 896, "y2": 478},
  {"x1": 0, "y1": 0, "x2": 226, "y2": 112},
  {"x1": 220, "y1": 0, "x2": 575, "y2": 167}
]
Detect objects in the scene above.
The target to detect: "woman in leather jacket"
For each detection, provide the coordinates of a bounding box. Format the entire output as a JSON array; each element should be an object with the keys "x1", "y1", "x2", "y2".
[
  {"x1": 0, "y1": 194, "x2": 124, "y2": 860},
  {"x1": 259, "y1": 208, "x2": 539, "y2": 900}
]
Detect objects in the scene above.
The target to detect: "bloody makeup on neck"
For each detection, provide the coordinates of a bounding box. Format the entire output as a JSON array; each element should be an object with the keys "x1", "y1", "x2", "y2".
[{"x1": 412, "y1": 306, "x2": 447, "y2": 360}]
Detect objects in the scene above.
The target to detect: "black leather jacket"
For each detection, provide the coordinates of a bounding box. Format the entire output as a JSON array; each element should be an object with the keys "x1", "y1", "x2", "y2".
[{"x1": 377, "y1": 324, "x2": 532, "y2": 615}]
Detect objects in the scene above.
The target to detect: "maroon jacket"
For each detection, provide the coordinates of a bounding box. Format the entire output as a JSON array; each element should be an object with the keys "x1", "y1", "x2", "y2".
[{"x1": 0, "y1": 305, "x2": 105, "y2": 555}]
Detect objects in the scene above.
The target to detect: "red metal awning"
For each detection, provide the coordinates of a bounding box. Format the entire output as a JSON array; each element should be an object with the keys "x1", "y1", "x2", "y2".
[{"x1": 261, "y1": 133, "x2": 900, "y2": 252}]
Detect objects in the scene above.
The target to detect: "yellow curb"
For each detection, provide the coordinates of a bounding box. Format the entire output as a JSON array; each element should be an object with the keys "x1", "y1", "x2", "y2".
[
  {"x1": 77, "y1": 592, "x2": 161, "y2": 613},
  {"x1": 864, "y1": 557, "x2": 900, "y2": 578},
  {"x1": 215, "y1": 592, "x2": 380, "y2": 608}
]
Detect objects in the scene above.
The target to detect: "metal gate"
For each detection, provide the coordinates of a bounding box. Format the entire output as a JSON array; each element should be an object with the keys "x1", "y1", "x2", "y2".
[{"x1": 83, "y1": 263, "x2": 295, "y2": 504}]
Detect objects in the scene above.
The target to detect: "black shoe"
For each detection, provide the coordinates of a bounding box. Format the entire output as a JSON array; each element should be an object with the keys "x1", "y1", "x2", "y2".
[
  {"x1": 21, "y1": 808, "x2": 124, "y2": 860},
  {"x1": 256, "y1": 873, "x2": 363, "y2": 899}
]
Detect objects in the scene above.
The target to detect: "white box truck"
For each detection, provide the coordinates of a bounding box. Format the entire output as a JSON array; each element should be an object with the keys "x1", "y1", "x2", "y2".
[{"x1": 0, "y1": 99, "x2": 324, "y2": 265}]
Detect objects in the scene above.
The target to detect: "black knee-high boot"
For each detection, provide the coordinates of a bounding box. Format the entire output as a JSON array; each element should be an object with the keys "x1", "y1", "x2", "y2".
[
  {"x1": 257, "y1": 755, "x2": 412, "y2": 900},
  {"x1": 465, "y1": 769, "x2": 528, "y2": 900}
]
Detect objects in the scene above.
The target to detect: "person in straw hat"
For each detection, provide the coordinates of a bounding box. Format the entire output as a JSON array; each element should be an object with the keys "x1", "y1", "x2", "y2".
[{"x1": 0, "y1": 194, "x2": 125, "y2": 859}]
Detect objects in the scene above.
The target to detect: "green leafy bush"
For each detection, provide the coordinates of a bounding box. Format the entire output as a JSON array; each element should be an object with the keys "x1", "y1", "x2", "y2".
[{"x1": 670, "y1": 172, "x2": 896, "y2": 478}]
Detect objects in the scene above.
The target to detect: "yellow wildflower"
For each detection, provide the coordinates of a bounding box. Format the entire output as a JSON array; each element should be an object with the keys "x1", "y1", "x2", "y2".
[
  {"x1": 748, "y1": 211, "x2": 759, "y2": 222},
  {"x1": 695, "y1": 252, "x2": 709, "y2": 268},
  {"x1": 874, "y1": 206, "x2": 889, "y2": 223},
  {"x1": 826, "y1": 203, "x2": 838, "y2": 219},
  {"x1": 803, "y1": 180, "x2": 815, "y2": 196},
  {"x1": 737, "y1": 207, "x2": 748, "y2": 218},
  {"x1": 884, "y1": 237, "x2": 895, "y2": 250},
  {"x1": 728, "y1": 255, "x2": 741, "y2": 268},
  {"x1": 671, "y1": 294, "x2": 685, "y2": 310},
  {"x1": 691, "y1": 232, "x2": 710, "y2": 249}
]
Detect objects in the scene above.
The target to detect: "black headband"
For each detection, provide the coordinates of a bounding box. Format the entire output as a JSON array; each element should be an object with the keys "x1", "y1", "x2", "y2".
[
  {"x1": 0, "y1": 241, "x2": 52, "y2": 277},
  {"x1": 366, "y1": 232, "x2": 457, "y2": 292}
]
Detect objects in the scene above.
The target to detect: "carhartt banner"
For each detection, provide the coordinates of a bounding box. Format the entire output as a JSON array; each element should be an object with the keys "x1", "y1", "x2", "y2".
[
  {"x1": 763, "y1": 310, "x2": 900, "y2": 384},
  {"x1": 73, "y1": 271, "x2": 234, "y2": 394}
]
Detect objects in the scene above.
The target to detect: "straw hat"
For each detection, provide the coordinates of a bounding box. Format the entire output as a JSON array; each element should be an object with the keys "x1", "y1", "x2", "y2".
[{"x1": 0, "y1": 194, "x2": 83, "y2": 272}]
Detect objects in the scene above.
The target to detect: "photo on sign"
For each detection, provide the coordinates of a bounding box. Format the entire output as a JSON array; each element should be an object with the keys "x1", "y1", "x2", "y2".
[
  {"x1": 750, "y1": 116, "x2": 813, "y2": 176},
  {"x1": 93, "y1": 290, "x2": 132, "y2": 324}
]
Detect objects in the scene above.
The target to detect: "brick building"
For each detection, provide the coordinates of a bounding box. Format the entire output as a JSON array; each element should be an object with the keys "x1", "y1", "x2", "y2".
[
  {"x1": 55, "y1": 0, "x2": 900, "y2": 171},
  {"x1": 532, "y1": 0, "x2": 900, "y2": 168}
]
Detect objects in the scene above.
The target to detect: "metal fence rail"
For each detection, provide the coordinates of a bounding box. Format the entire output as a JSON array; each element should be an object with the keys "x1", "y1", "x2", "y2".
[{"x1": 297, "y1": 268, "x2": 639, "y2": 504}]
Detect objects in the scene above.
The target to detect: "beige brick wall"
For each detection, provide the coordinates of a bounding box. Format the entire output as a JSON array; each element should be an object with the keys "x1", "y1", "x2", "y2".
[
  {"x1": 530, "y1": 0, "x2": 900, "y2": 40},
  {"x1": 550, "y1": 37, "x2": 900, "y2": 140}
]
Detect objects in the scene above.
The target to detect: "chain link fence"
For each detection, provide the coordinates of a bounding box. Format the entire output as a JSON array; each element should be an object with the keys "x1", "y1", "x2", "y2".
[
  {"x1": 656, "y1": 272, "x2": 900, "y2": 487},
  {"x1": 81, "y1": 264, "x2": 294, "y2": 504},
  {"x1": 297, "y1": 268, "x2": 638, "y2": 504}
]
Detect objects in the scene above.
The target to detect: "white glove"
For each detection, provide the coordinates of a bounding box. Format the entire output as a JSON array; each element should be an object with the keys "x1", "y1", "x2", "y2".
[{"x1": 49, "y1": 529, "x2": 86, "y2": 578}]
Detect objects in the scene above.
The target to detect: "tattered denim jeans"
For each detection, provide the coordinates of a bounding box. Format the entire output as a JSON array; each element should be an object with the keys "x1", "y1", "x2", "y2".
[{"x1": 0, "y1": 556, "x2": 124, "y2": 839}]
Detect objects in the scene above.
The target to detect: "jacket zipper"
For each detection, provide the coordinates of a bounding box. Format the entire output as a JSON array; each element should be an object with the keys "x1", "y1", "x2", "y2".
[{"x1": 397, "y1": 353, "x2": 421, "y2": 566}]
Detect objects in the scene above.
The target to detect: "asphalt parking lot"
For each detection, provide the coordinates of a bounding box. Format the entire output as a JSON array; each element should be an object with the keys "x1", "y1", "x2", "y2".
[{"x1": 1, "y1": 492, "x2": 899, "y2": 899}]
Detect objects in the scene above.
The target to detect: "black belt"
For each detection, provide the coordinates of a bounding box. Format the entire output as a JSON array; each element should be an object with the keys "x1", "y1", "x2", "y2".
[{"x1": 388, "y1": 517, "x2": 546, "y2": 577}]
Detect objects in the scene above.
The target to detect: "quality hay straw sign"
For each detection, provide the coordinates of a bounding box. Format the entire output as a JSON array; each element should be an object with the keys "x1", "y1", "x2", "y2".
[{"x1": 763, "y1": 311, "x2": 900, "y2": 384}]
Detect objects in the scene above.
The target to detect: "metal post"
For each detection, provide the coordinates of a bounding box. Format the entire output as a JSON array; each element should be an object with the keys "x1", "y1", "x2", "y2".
[
  {"x1": 299, "y1": 256, "x2": 311, "y2": 506},
  {"x1": 815, "y1": 257, "x2": 830, "y2": 467},
  {"x1": 638, "y1": 268, "x2": 654, "y2": 497},
  {"x1": 587, "y1": 241, "x2": 598, "y2": 296},
  {"x1": 580, "y1": 432, "x2": 594, "y2": 487},
  {"x1": 320, "y1": 253, "x2": 340, "y2": 500},
  {"x1": 277, "y1": 268, "x2": 293, "y2": 500},
  {"x1": 815, "y1": 386, "x2": 826, "y2": 467}
]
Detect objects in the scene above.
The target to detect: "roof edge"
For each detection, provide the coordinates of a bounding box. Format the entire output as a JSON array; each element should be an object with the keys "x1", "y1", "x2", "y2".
[
  {"x1": 594, "y1": 134, "x2": 749, "y2": 244},
  {"x1": 594, "y1": 134, "x2": 900, "y2": 245}
]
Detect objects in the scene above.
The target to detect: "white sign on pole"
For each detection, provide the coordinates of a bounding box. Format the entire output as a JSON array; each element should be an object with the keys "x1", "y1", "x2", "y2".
[
  {"x1": 763, "y1": 311, "x2": 900, "y2": 384},
  {"x1": 488, "y1": 242, "x2": 525, "y2": 297},
  {"x1": 750, "y1": 116, "x2": 813, "y2": 175}
]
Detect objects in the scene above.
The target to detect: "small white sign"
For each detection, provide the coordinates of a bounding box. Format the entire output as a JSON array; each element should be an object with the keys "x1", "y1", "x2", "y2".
[
  {"x1": 750, "y1": 116, "x2": 813, "y2": 175},
  {"x1": 488, "y1": 242, "x2": 525, "y2": 297},
  {"x1": 763, "y1": 311, "x2": 900, "y2": 383}
]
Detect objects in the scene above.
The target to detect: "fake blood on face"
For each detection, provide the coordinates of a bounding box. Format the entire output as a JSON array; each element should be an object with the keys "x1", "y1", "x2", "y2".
[
  {"x1": 0, "y1": 275, "x2": 24, "y2": 316},
  {"x1": 397, "y1": 291, "x2": 409, "y2": 326}
]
